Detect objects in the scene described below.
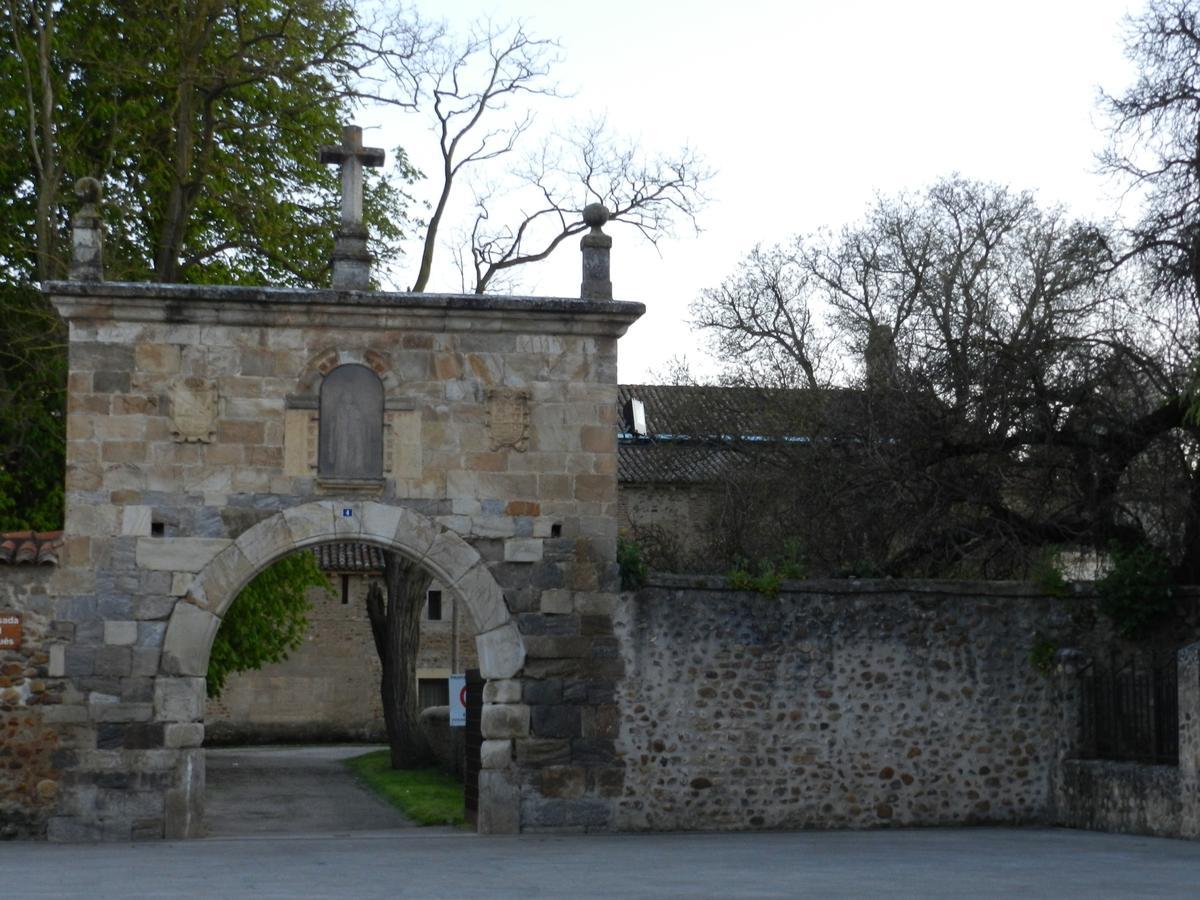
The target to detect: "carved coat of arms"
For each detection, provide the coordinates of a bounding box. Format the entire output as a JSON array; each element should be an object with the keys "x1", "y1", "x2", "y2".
[
  {"x1": 169, "y1": 377, "x2": 218, "y2": 443},
  {"x1": 486, "y1": 387, "x2": 530, "y2": 452}
]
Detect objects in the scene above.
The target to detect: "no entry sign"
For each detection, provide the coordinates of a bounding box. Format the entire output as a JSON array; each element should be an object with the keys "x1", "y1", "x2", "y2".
[{"x1": 449, "y1": 673, "x2": 466, "y2": 727}]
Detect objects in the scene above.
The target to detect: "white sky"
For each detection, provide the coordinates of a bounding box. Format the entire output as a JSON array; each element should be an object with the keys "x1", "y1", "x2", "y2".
[{"x1": 362, "y1": 0, "x2": 1146, "y2": 382}]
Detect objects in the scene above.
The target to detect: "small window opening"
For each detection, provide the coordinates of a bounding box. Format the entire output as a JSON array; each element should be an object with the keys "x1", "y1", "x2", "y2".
[
  {"x1": 151, "y1": 522, "x2": 166, "y2": 538},
  {"x1": 550, "y1": 523, "x2": 562, "y2": 538},
  {"x1": 427, "y1": 590, "x2": 443, "y2": 621},
  {"x1": 341, "y1": 574, "x2": 350, "y2": 605},
  {"x1": 418, "y1": 678, "x2": 450, "y2": 710}
]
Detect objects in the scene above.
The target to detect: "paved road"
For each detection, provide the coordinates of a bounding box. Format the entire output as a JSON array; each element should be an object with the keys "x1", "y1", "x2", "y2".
[
  {"x1": 204, "y1": 744, "x2": 415, "y2": 836},
  {"x1": 3, "y1": 827, "x2": 1199, "y2": 898},
  {"x1": 7, "y1": 746, "x2": 1198, "y2": 897}
]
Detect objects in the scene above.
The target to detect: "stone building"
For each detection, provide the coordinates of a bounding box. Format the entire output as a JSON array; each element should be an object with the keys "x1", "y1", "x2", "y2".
[
  {"x1": 204, "y1": 542, "x2": 478, "y2": 744},
  {"x1": 3, "y1": 131, "x2": 1199, "y2": 843},
  {"x1": 616, "y1": 383, "x2": 867, "y2": 573},
  {"x1": 0, "y1": 140, "x2": 645, "y2": 837}
]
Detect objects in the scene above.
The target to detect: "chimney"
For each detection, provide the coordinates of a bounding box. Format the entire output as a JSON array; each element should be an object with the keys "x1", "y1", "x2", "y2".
[{"x1": 865, "y1": 324, "x2": 896, "y2": 390}]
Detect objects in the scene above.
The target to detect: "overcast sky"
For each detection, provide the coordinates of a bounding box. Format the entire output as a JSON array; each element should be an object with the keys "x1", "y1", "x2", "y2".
[{"x1": 363, "y1": 0, "x2": 1146, "y2": 382}]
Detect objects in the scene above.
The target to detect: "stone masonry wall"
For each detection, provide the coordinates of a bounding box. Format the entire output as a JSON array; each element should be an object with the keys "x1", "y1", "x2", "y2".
[
  {"x1": 1055, "y1": 760, "x2": 1182, "y2": 838},
  {"x1": 615, "y1": 577, "x2": 1089, "y2": 831},
  {"x1": 46, "y1": 281, "x2": 640, "y2": 839},
  {"x1": 618, "y1": 484, "x2": 719, "y2": 572},
  {"x1": 0, "y1": 568, "x2": 70, "y2": 839}
]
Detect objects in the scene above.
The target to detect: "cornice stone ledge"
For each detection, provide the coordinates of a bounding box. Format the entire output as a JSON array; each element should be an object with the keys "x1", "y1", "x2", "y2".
[{"x1": 44, "y1": 280, "x2": 645, "y2": 337}]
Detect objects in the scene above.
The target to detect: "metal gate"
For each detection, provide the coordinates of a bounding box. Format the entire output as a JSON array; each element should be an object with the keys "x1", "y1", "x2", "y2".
[{"x1": 463, "y1": 668, "x2": 483, "y2": 827}]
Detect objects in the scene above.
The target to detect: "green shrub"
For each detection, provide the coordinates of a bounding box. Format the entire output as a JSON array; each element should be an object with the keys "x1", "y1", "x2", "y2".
[
  {"x1": 727, "y1": 544, "x2": 806, "y2": 598},
  {"x1": 1029, "y1": 634, "x2": 1059, "y2": 675},
  {"x1": 617, "y1": 534, "x2": 648, "y2": 591},
  {"x1": 1031, "y1": 552, "x2": 1071, "y2": 598},
  {"x1": 1096, "y1": 543, "x2": 1175, "y2": 639},
  {"x1": 207, "y1": 552, "x2": 330, "y2": 698}
]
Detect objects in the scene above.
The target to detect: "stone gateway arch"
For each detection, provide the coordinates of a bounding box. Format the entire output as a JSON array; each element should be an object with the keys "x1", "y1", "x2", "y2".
[{"x1": 44, "y1": 275, "x2": 641, "y2": 840}]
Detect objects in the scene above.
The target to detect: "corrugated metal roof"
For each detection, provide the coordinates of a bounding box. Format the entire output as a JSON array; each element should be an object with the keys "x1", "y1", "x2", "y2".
[
  {"x1": 312, "y1": 542, "x2": 385, "y2": 573},
  {"x1": 0, "y1": 531, "x2": 64, "y2": 565}
]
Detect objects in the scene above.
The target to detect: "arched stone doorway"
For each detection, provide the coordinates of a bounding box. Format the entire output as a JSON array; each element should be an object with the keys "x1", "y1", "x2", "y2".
[
  {"x1": 43, "y1": 277, "x2": 637, "y2": 842},
  {"x1": 156, "y1": 500, "x2": 524, "y2": 836}
]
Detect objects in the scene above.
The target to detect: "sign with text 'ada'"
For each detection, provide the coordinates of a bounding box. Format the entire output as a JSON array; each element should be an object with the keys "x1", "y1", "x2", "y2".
[
  {"x1": 0, "y1": 612, "x2": 21, "y2": 651},
  {"x1": 449, "y1": 674, "x2": 466, "y2": 727}
]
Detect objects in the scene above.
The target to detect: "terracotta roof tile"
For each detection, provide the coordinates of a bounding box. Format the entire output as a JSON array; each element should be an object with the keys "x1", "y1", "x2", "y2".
[
  {"x1": 313, "y1": 542, "x2": 385, "y2": 573},
  {"x1": 0, "y1": 530, "x2": 64, "y2": 566}
]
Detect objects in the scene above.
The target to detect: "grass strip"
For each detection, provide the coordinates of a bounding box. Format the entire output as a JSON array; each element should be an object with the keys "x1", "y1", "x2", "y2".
[{"x1": 344, "y1": 750, "x2": 467, "y2": 827}]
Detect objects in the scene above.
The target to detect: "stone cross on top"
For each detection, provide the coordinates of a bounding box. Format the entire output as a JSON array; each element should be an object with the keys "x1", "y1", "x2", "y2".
[
  {"x1": 320, "y1": 125, "x2": 384, "y2": 226},
  {"x1": 320, "y1": 124, "x2": 384, "y2": 289}
]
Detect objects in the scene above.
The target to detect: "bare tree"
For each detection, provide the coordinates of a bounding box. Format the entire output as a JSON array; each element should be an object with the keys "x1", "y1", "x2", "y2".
[
  {"x1": 404, "y1": 23, "x2": 709, "y2": 294},
  {"x1": 692, "y1": 243, "x2": 833, "y2": 389},
  {"x1": 1101, "y1": 0, "x2": 1200, "y2": 320},
  {"x1": 693, "y1": 178, "x2": 1200, "y2": 578},
  {"x1": 463, "y1": 121, "x2": 707, "y2": 294},
  {"x1": 409, "y1": 22, "x2": 559, "y2": 292}
]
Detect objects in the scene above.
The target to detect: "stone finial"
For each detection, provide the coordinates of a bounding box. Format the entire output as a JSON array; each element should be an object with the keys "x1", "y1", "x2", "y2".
[
  {"x1": 319, "y1": 124, "x2": 385, "y2": 290},
  {"x1": 70, "y1": 177, "x2": 104, "y2": 282},
  {"x1": 580, "y1": 203, "x2": 612, "y2": 301}
]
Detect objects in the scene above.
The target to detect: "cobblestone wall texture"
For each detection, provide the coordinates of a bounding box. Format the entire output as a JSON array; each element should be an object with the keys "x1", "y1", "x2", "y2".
[
  {"x1": 0, "y1": 568, "x2": 68, "y2": 839},
  {"x1": 1056, "y1": 760, "x2": 1182, "y2": 837},
  {"x1": 615, "y1": 578, "x2": 1087, "y2": 831}
]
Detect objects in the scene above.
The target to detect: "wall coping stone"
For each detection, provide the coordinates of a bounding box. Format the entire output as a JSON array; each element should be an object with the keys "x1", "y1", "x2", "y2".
[
  {"x1": 641, "y1": 573, "x2": 1186, "y2": 599},
  {"x1": 46, "y1": 281, "x2": 644, "y2": 337}
]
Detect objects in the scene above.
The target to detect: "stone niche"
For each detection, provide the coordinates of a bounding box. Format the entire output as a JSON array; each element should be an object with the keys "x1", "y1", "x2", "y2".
[{"x1": 41, "y1": 280, "x2": 642, "y2": 841}]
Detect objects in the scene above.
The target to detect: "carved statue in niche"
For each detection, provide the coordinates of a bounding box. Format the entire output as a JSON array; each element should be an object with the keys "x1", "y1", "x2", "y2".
[
  {"x1": 486, "y1": 387, "x2": 531, "y2": 452},
  {"x1": 319, "y1": 363, "x2": 384, "y2": 479},
  {"x1": 168, "y1": 377, "x2": 218, "y2": 443}
]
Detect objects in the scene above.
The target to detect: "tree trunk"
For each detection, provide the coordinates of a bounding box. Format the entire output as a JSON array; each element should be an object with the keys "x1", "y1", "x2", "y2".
[
  {"x1": 154, "y1": 54, "x2": 196, "y2": 283},
  {"x1": 14, "y1": 1, "x2": 62, "y2": 281},
  {"x1": 366, "y1": 550, "x2": 433, "y2": 769}
]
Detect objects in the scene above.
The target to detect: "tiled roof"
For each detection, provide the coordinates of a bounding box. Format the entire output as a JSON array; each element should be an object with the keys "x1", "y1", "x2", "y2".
[
  {"x1": 618, "y1": 443, "x2": 757, "y2": 484},
  {"x1": 617, "y1": 383, "x2": 862, "y2": 441},
  {"x1": 313, "y1": 542, "x2": 385, "y2": 573},
  {"x1": 0, "y1": 531, "x2": 64, "y2": 565},
  {"x1": 616, "y1": 384, "x2": 863, "y2": 485}
]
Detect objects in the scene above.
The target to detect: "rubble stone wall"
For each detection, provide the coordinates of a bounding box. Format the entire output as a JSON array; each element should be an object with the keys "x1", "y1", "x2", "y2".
[
  {"x1": 1055, "y1": 761, "x2": 1182, "y2": 837},
  {"x1": 0, "y1": 567, "x2": 68, "y2": 839},
  {"x1": 615, "y1": 577, "x2": 1089, "y2": 831}
]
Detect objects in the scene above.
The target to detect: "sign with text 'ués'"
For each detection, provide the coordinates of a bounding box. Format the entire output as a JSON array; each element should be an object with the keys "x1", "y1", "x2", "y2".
[{"x1": 0, "y1": 612, "x2": 21, "y2": 651}]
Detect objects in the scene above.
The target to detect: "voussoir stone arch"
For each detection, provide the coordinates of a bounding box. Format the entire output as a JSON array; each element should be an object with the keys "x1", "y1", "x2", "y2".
[
  {"x1": 296, "y1": 347, "x2": 401, "y2": 396},
  {"x1": 159, "y1": 499, "x2": 524, "y2": 682}
]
